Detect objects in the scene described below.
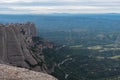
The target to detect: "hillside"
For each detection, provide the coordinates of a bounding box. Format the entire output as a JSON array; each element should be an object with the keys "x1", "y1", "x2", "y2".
[{"x1": 0, "y1": 21, "x2": 120, "y2": 80}]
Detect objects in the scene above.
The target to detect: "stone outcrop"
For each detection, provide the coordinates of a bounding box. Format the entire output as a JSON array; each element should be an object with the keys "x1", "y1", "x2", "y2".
[
  {"x1": 0, "y1": 22, "x2": 52, "y2": 73},
  {"x1": 0, "y1": 64, "x2": 57, "y2": 80}
]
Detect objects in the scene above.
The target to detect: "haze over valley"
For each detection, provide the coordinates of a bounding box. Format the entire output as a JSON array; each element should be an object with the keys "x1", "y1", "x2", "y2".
[{"x1": 0, "y1": 14, "x2": 120, "y2": 80}]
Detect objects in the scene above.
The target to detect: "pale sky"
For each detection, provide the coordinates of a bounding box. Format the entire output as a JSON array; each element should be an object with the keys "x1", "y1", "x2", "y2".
[{"x1": 0, "y1": 0, "x2": 120, "y2": 14}]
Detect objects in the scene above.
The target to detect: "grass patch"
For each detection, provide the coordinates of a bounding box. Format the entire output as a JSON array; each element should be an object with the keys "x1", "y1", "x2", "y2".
[
  {"x1": 110, "y1": 55, "x2": 120, "y2": 59},
  {"x1": 104, "y1": 44, "x2": 115, "y2": 47},
  {"x1": 87, "y1": 45, "x2": 102, "y2": 50},
  {"x1": 69, "y1": 45, "x2": 83, "y2": 48}
]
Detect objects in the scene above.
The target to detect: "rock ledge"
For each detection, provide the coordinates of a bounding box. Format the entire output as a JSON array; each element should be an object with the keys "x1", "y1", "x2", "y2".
[{"x1": 0, "y1": 64, "x2": 57, "y2": 80}]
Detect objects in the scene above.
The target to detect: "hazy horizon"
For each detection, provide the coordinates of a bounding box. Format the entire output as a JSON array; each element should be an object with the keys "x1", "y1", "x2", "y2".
[{"x1": 0, "y1": 0, "x2": 120, "y2": 14}]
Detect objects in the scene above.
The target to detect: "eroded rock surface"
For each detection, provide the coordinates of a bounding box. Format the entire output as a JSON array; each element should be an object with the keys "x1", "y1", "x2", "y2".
[
  {"x1": 0, "y1": 22, "x2": 52, "y2": 72},
  {"x1": 0, "y1": 64, "x2": 57, "y2": 80}
]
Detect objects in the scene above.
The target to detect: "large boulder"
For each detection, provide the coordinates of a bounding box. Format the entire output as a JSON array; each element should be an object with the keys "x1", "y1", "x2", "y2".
[{"x1": 0, "y1": 64, "x2": 57, "y2": 80}]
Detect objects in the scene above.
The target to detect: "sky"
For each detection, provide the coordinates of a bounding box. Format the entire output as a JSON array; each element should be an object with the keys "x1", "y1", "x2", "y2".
[{"x1": 0, "y1": 0, "x2": 120, "y2": 14}]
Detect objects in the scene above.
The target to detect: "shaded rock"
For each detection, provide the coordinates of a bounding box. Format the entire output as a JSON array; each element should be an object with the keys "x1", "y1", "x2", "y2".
[{"x1": 0, "y1": 22, "x2": 51, "y2": 72}]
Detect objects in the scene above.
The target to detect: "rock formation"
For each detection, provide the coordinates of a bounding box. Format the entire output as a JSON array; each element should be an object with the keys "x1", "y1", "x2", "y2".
[
  {"x1": 0, "y1": 22, "x2": 52, "y2": 73},
  {"x1": 0, "y1": 64, "x2": 57, "y2": 80}
]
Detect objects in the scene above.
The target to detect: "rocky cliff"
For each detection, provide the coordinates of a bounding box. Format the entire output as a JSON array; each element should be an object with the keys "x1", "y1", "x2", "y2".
[
  {"x1": 0, "y1": 22, "x2": 53, "y2": 73},
  {"x1": 0, "y1": 64, "x2": 57, "y2": 80}
]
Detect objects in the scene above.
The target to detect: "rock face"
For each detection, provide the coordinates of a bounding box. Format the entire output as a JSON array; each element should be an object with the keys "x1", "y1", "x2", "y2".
[
  {"x1": 0, "y1": 64, "x2": 57, "y2": 80},
  {"x1": 0, "y1": 22, "x2": 52, "y2": 72}
]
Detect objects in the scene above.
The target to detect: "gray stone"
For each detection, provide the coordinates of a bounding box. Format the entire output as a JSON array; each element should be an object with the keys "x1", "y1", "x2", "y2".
[
  {"x1": 0, "y1": 22, "x2": 48, "y2": 72},
  {"x1": 0, "y1": 64, "x2": 57, "y2": 80}
]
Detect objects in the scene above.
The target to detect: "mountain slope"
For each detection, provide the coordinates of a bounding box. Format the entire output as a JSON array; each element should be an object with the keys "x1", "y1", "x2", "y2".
[{"x1": 0, "y1": 22, "x2": 52, "y2": 72}]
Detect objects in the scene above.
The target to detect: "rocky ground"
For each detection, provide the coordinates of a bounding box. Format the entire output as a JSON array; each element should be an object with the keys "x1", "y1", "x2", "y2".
[{"x1": 0, "y1": 64, "x2": 57, "y2": 80}]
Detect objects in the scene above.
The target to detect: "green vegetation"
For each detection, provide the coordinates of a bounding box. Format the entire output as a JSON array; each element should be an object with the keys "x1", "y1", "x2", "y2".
[
  {"x1": 105, "y1": 44, "x2": 115, "y2": 47},
  {"x1": 110, "y1": 55, "x2": 120, "y2": 59},
  {"x1": 41, "y1": 28, "x2": 120, "y2": 80},
  {"x1": 69, "y1": 45, "x2": 83, "y2": 48},
  {"x1": 87, "y1": 45, "x2": 102, "y2": 50}
]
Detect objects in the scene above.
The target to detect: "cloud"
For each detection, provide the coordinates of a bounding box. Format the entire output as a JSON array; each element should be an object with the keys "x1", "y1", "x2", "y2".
[
  {"x1": 0, "y1": 0, "x2": 120, "y2": 3},
  {"x1": 0, "y1": 0, "x2": 60, "y2": 3},
  {"x1": 8, "y1": 5, "x2": 119, "y2": 14},
  {"x1": 0, "y1": 0, "x2": 120, "y2": 14}
]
